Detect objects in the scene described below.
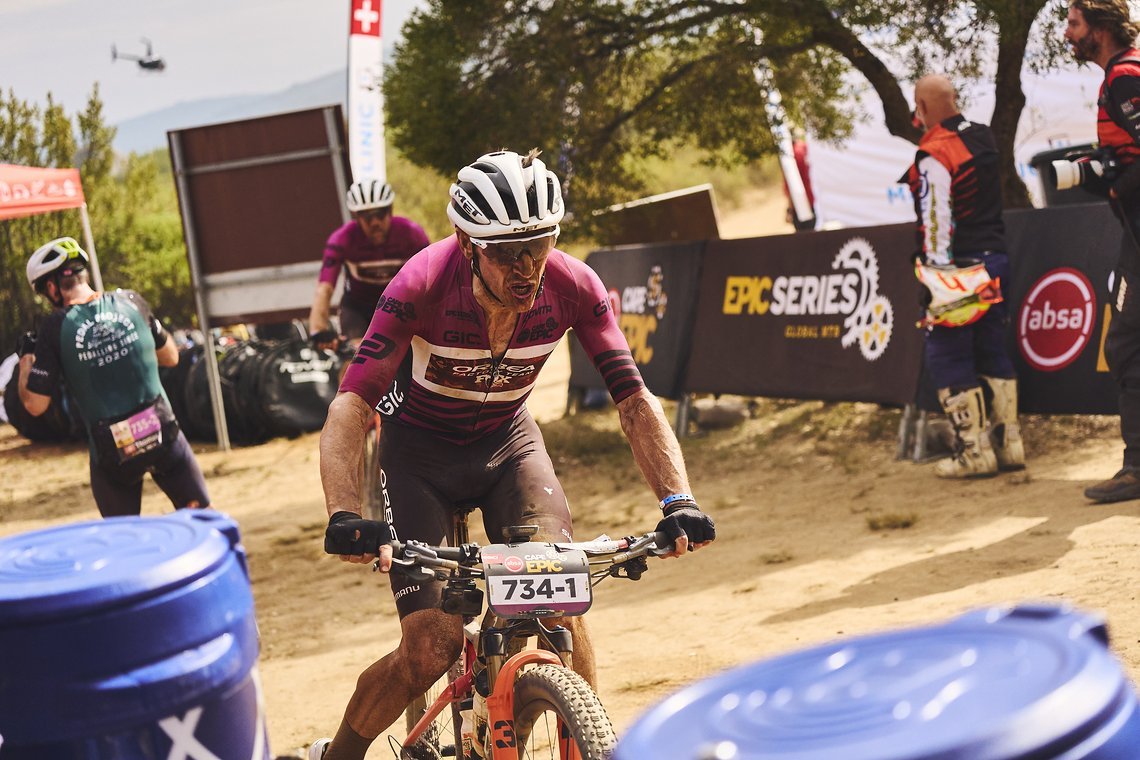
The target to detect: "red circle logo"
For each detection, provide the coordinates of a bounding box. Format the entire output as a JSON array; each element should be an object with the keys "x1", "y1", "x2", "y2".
[
  {"x1": 607, "y1": 288, "x2": 621, "y2": 317},
  {"x1": 1018, "y1": 267, "x2": 1097, "y2": 371},
  {"x1": 504, "y1": 556, "x2": 525, "y2": 573}
]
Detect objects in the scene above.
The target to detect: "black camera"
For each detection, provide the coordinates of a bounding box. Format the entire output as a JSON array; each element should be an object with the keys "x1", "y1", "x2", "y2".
[
  {"x1": 1048, "y1": 145, "x2": 1119, "y2": 191},
  {"x1": 16, "y1": 332, "x2": 36, "y2": 358}
]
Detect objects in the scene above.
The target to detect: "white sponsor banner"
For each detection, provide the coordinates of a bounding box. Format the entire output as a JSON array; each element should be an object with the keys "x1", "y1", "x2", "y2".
[
  {"x1": 348, "y1": 0, "x2": 386, "y2": 183},
  {"x1": 809, "y1": 66, "x2": 1103, "y2": 229}
]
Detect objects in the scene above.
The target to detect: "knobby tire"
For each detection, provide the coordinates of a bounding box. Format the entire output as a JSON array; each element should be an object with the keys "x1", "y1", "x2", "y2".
[{"x1": 512, "y1": 665, "x2": 616, "y2": 760}]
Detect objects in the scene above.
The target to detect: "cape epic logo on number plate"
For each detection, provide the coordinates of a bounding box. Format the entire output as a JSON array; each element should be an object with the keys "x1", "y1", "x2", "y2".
[{"x1": 1018, "y1": 267, "x2": 1097, "y2": 371}]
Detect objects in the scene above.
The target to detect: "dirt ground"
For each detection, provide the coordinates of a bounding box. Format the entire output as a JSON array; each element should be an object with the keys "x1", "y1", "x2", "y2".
[
  {"x1": 3, "y1": 203, "x2": 1137, "y2": 755},
  {"x1": 2, "y1": 350, "x2": 1138, "y2": 757}
]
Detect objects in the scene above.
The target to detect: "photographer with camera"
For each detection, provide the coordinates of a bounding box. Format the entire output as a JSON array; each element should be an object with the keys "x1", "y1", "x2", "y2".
[
  {"x1": 1064, "y1": 0, "x2": 1140, "y2": 503},
  {"x1": 902, "y1": 74, "x2": 1025, "y2": 479}
]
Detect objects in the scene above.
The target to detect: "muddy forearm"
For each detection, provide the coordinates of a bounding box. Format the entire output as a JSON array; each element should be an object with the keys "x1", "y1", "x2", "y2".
[
  {"x1": 319, "y1": 391, "x2": 374, "y2": 517},
  {"x1": 617, "y1": 387, "x2": 692, "y2": 501}
]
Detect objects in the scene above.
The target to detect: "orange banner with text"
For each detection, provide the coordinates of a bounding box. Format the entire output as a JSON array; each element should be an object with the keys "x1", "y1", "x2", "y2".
[{"x1": 0, "y1": 164, "x2": 86, "y2": 221}]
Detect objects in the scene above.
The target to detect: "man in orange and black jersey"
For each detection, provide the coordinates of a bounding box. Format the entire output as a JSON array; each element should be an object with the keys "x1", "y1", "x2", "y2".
[
  {"x1": 1065, "y1": 0, "x2": 1140, "y2": 503},
  {"x1": 902, "y1": 75, "x2": 1024, "y2": 480}
]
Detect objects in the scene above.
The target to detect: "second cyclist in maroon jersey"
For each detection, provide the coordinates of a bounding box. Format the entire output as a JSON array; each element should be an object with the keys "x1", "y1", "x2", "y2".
[{"x1": 308, "y1": 180, "x2": 429, "y2": 346}]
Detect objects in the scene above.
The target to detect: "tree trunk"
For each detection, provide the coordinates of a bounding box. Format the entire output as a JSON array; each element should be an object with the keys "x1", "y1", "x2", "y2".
[
  {"x1": 989, "y1": 2, "x2": 1048, "y2": 209},
  {"x1": 805, "y1": 0, "x2": 923, "y2": 145}
]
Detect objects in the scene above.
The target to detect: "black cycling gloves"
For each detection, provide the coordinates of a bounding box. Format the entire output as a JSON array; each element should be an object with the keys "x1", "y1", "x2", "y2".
[
  {"x1": 655, "y1": 501, "x2": 716, "y2": 549},
  {"x1": 16, "y1": 332, "x2": 36, "y2": 358},
  {"x1": 324, "y1": 510, "x2": 393, "y2": 555}
]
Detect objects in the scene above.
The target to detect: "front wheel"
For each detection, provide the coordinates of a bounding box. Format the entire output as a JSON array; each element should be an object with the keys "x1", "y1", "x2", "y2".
[{"x1": 512, "y1": 664, "x2": 616, "y2": 759}]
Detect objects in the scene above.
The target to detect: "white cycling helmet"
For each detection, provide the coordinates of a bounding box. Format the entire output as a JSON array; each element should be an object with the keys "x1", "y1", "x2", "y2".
[
  {"x1": 447, "y1": 150, "x2": 564, "y2": 243},
  {"x1": 27, "y1": 237, "x2": 89, "y2": 289},
  {"x1": 346, "y1": 180, "x2": 395, "y2": 212}
]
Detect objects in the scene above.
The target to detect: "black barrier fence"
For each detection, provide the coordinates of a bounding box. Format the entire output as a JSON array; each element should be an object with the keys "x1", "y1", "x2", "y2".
[
  {"x1": 569, "y1": 203, "x2": 1122, "y2": 415},
  {"x1": 3, "y1": 371, "x2": 84, "y2": 443},
  {"x1": 164, "y1": 339, "x2": 344, "y2": 445},
  {"x1": 5, "y1": 339, "x2": 343, "y2": 447}
]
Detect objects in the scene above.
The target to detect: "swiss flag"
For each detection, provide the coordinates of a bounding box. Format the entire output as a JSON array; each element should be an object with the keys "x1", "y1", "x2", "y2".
[{"x1": 350, "y1": 0, "x2": 382, "y2": 36}]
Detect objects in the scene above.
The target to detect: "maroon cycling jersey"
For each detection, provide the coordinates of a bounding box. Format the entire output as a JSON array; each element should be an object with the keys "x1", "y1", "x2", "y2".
[
  {"x1": 340, "y1": 237, "x2": 646, "y2": 444},
  {"x1": 318, "y1": 217, "x2": 430, "y2": 310}
]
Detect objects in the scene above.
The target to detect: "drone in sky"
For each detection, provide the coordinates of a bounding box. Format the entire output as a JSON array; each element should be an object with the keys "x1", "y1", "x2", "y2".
[{"x1": 111, "y1": 38, "x2": 166, "y2": 72}]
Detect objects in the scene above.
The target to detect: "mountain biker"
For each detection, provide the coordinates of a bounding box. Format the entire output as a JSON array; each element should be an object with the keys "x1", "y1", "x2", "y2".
[
  {"x1": 308, "y1": 149, "x2": 716, "y2": 760},
  {"x1": 17, "y1": 237, "x2": 210, "y2": 517},
  {"x1": 308, "y1": 179, "x2": 430, "y2": 350}
]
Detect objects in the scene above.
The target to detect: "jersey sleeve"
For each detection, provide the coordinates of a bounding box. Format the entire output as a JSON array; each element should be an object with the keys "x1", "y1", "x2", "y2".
[
  {"x1": 338, "y1": 261, "x2": 425, "y2": 408},
  {"x1": 1108, "y1": 72, "x2": 1140, "y2": 147},
  {"x1": 123, "y1": 290, "x2": 169, "y2": 347},
  {"x1": 916, "y1": 154, "x2": 954, "y2": 265},
  {"x1": 570, "y1": 262, "x2": 646, "y2": 403},
  {"x1": 26, "y1": 313, "x2": 64, "y2": 397},
  {"x1": 319, "y1": 229, "x2": 346, "y2": 286}
]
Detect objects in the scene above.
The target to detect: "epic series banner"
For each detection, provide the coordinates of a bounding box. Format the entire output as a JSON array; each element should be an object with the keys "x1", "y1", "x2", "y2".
[
  {"x1": 685, "y1": 226, "x2": 926, "y2": 405},
  {"x1": 569, "y1": 204, "x2": 1123, "y2": 415}
]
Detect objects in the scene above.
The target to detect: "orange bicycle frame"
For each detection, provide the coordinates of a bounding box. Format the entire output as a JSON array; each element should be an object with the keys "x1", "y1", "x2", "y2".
[
  {"x1": 402, "y1": 645, "x2": 582, "y2": 760},
  {"x1": 485, "y1": 648, "x2": 578, "y2": 760}
]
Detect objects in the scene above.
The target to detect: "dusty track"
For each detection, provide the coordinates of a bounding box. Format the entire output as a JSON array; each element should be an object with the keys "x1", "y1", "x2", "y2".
[
  {"x1": 1, "y1": 398, "x2": 1136, "y2": 756},
  {"x1": 0, "y1": 195, "x2": 1127, "y2": 754}
]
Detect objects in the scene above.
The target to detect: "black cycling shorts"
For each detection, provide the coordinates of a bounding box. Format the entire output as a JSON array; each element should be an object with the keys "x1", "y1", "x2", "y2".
[
  {"x1": 338, "y1": 297, "x2": 374, "y2": 343},
  {"x1": 89, "y1": 429, "x2": 211, "y2": 518},
  {"x1": 378, "y1": 409, "x2": 574, "y2": 617}
]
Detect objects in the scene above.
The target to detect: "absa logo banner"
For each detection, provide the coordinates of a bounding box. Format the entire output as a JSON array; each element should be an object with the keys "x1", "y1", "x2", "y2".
[{"x1": 1018, "y1": 268, "x2": 1097, "y2": 371}]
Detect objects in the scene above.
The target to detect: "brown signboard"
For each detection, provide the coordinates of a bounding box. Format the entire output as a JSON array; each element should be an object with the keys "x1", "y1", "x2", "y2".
[{"x1": 169, "y1": 105, "x2": 351, "y2": 324}]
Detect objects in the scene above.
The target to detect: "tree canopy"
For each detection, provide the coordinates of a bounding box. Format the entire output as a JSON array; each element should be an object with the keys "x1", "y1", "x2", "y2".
[
  {"x1": 0, "y1": 86, "x2": 193, "y2": 357},
  {"x1": 386, "y1": 0, "x2": 1073, "y2": 227}
]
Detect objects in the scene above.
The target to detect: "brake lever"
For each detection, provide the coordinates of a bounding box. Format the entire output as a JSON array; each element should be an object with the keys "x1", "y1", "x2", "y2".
[
  {"x1": 382, "y1": 556, "x2": 440, "y2": 583},
  {"x1": 608, "y1": 556, "x2": 649, "y2": 581}
]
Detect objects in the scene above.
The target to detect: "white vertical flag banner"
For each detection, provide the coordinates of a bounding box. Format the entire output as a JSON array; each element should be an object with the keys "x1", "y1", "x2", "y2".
[{"x1": 348, "y1": 0, "x2": 386, "y2": 183}]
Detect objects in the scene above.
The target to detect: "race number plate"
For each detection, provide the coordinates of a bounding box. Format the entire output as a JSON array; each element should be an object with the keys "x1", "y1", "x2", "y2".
[
  {"x1": 482, "y1": 543, "x2": 591, "y2": 618},
  {"x1": 108, "y1": 405, "x2": 163, "y2": 463}
]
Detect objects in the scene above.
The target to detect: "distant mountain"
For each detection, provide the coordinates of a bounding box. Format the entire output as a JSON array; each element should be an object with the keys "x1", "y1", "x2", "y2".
[{"x1": 113, "y1": 69, "x2": 346, "y2": 154}]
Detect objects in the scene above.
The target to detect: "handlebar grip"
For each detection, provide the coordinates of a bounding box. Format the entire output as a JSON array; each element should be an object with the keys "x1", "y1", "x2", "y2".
[{"x1": 651, "y1": 531, "x2": 673, "y2": 553}]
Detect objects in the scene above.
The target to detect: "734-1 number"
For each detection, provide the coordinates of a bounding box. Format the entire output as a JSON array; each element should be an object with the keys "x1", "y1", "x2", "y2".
[{"x1": 498, "y1": 577, "x2": 577, "y2": 600}]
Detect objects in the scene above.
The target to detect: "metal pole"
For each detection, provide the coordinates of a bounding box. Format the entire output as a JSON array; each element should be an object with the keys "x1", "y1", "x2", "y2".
[
  {"x1": 169, "y1": 131, "x2": 231, "y2": 451},
  {"x1": 79, "y1": 204, "x2": 103, "y2": 292},
  {"x1": 912, "y1": 410, "x2": 929, "y2": 462},
  {"x1": 896, "y1": 403, "x2": 916, "y2": 461},
  {"x1": 324, "y1": 106, "x2": 352, "y2": 225},
  {"x1": 674, "y1": 393, "x2": 692, "y2": 438}
]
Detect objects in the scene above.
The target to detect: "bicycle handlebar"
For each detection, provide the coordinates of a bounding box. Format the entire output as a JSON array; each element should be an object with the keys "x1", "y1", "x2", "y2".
[{"x1": 383, "y1": 530, "x2": 673, "y2": 579}]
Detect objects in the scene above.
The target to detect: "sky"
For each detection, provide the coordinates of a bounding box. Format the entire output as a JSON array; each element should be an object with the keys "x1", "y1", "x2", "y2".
[{"x1": 2, "y1": 0, "x2": 426, "y2": 124}]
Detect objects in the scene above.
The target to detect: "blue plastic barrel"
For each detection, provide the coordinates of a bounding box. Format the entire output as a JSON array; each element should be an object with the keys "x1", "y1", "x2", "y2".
[
  {"x1": 616, "y1": 604, "x2": 1140, "y2": 760},
  {"x1": 0, "y1": 509, "x2": 268, "y2": 759}
]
